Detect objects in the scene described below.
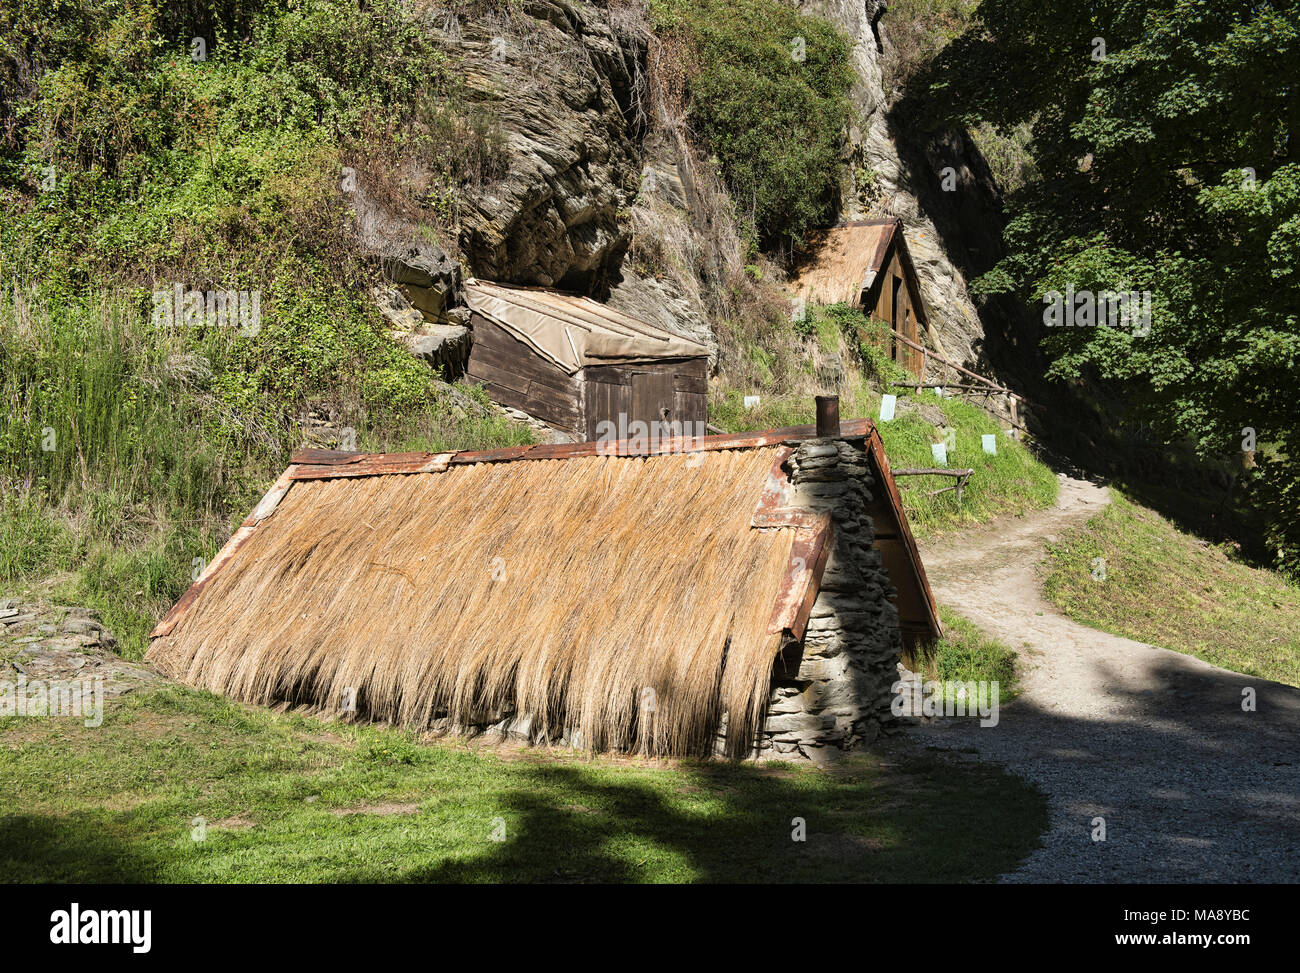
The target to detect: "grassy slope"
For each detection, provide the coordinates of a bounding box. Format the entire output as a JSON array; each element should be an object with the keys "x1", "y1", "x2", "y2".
[
  {"x1": 1043, "y1": 490, "x2": 1300, "y2": 687},
  {"x1": 712, "y1": 380, "x2": 1057, "y2": 539},
  {"x1": 0, "y1": 685, "x2": 1046, "y2": 883},
  {"x1": 918, "y1": 607, "x2": 1020, "y2": 695}
]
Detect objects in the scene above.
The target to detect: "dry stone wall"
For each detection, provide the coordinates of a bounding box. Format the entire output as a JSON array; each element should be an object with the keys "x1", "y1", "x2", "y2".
[{"x1": 759, "y1": 438, "x2": 903, "y2": 760}]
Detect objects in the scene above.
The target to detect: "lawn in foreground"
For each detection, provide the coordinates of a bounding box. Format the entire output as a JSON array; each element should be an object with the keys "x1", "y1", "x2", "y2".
[
  {"x1": 0, "y1": 686, "x2": 1046, "y2": 883},
  {"x1": 1043, "y1": 489, "x2": 1300, "y2": 687}
]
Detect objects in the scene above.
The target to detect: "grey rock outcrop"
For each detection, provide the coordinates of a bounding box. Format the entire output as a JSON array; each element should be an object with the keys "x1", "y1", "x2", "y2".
[
  {"x1": 759, "y1": 438, "x2": 904, "y2": 760},
  {"x1": 451, "y1": 2, "x2": 647, "y2": 291},
  {"x1": 791, "y1": 0, "x2": 1002, "y2": 366},
  {"x1": 407, "y1": 325, "x2": 472, "y2": 376}
]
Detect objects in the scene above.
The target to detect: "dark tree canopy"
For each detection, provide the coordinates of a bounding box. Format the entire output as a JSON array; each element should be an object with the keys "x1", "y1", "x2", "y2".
[{"x1": 919, "y1": 0, "x2": 1300, "y2": 573}]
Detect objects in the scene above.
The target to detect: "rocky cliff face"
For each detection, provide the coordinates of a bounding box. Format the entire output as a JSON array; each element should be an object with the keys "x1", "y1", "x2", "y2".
[
  {"x1": 792, "y1": 0, "x2": 1003, "y2": 366},
  {"x1": 365, "y1": 0, "x2": 1004, "y2": 382},
  {"x1": 452, "y1": 2, "x2": 647, "y2": 292}
]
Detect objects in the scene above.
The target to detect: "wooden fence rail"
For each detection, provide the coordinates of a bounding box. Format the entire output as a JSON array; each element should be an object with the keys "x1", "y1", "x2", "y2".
[{"x1": 892, "y1": 467, "x2": 975, "y2": 503}]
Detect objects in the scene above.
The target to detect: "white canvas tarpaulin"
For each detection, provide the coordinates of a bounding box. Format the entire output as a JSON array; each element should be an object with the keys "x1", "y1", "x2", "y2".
[{"x1": 463, "y1": 280, "x2": 708, "y2": 375}]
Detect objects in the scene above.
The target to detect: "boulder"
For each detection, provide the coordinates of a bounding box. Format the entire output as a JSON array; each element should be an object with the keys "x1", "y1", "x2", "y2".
[{"x1": 406, "y1": 325, "x2": 471, "y2": 376}]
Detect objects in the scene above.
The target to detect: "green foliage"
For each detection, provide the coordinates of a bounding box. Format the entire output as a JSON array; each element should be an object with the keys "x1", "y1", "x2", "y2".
[
  {"x1": 649, "y1": 0, "x2": 855, "y2": 249},
  {"x1": 0, "y1": 288, "x2": 529, "y2": 660},
  {"x1": 1044, "y1": 490, "x2": 1300, "y2": 686},
  {"x1": 919, "y1": 608, "x2": 1020, "y2": 695},
  {"x1": 881, "y1": 0, "x2": 979, "y2": 98},
  {"x1": 918, "y1": 0, "x2": 1300, "y2": 575},
  {"x1": 710, "y1": 379, "x2": 1058, "y2": 538},
  {"x1": 876, "y1": 394, "x2": 1058, "y2": 535}
]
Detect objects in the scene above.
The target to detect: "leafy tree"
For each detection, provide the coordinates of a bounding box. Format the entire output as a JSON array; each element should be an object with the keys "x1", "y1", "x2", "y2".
[
  {"x1": 650, "y1": 0, "x2": 855, "y2": 251},
  {"x1": 920, "y1": 0, "x2": 1300, "y2": 574}
]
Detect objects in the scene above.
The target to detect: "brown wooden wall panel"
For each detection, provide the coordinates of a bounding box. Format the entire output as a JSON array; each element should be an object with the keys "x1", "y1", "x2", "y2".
[
  {"x1": 583, "y1": 381, "x2": 629, "y2": 440},
  {"x1": 631, "y1": 370, "x2": 675, "y2": 426},
  {"x1": 673, "y1": 390, "x2": 707, "y2": 428},
  {"x1": 466, "y1": 316, "x2": 581, "y2": 432},
  {"x1": 468, "y1": 318, "x2": 574, "y2": 393},
  {"x1": 673, "y1": 359, "x2": 709, "y2": 395}
]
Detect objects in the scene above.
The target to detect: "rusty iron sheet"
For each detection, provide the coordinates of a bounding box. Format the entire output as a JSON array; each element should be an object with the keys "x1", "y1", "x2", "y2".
[
  {"x1": 292, "y1": 453, "x2": 453, "y2": 480},
  {"x1": 766, "y1": 516, "x2": 833, "y2": 639},
  {"x1": 288, "y1": 448, "x2": 365, "y2": 466},
  {"x1": 448, "y1": 445, "x2": 536, "y2": 465},
  {"x1": 445, "y1": 419, "x2": 874, "y2": 466},
  {"x1": 865, "y1": 429, "x2": 942, "y2": 640}
]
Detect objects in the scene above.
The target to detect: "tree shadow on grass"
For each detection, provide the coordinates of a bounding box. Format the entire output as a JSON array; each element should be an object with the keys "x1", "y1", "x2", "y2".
[
  {"x1": 0, "y1": 812, "x2": 165, "y2": 883},
  {"x1": 339, "y1": 747, "x2": 1048, "y2": 884}
]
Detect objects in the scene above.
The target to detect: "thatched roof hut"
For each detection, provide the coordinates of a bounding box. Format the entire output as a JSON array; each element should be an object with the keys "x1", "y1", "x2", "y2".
[{"x1": 148, "y1": 419, "x2": 938, "y2": 758}]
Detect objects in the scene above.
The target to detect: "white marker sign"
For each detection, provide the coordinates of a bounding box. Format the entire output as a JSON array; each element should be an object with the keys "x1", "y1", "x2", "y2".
[
  {"x1": 982, "y1": 433, "x2": 997, "y2": 455},
  {"x1": 931, "y1": 442, "x2": 948, "y2": 467},
  {"x1": 879, "y1": 394, "x2": 897, "y2": 422}
]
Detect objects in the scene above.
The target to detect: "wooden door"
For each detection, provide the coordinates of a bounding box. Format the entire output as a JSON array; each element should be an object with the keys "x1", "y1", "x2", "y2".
[{"x1": 631, "y1": 370, "x2": 676, "y2": 432}]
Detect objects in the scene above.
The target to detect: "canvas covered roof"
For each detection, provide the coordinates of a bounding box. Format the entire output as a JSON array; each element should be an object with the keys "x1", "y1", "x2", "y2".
[
  {"x1": 147, "y1": 420, "x2": 939, "y2": 757},
  {"x1": 462, "y1": 279, "x2": 708, "y2": 375},
  {"x1": 788, "y1": 219, "x2": 928, "y2": 325}
]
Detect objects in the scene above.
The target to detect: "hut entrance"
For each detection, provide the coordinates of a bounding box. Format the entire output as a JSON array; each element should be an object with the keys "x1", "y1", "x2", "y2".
[
  {"x1": 632, "y1": 371, "x2": 676, "y2": 428},
  {"x1": 789, "y1": 219, "x2": 932, "y2": 380}
]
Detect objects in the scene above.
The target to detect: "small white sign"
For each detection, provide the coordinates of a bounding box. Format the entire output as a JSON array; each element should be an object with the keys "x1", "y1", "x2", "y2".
[
  {"x1": 931, "y1": 442, "x2": 948, "y2": 467},
  {"x1": 879, "y1": 394, "x2": 897, "y2": 422},
  {"x1": 982, "y1": 433, "x2": 997, "y2": 455},
  {"x1": 934, "y1": 387, "x2": 944, "y2": 398},
  {"x1": 743, "y1": 395, "x2": 761, "y2": 410}
]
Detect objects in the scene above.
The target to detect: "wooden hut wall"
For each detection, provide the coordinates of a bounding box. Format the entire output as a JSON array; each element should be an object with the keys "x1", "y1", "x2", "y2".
[
  {"x1": 464, "y1": 313, "x2": 582, "y2": 434},
  {"x1": 865, "y1": 243, "x2": 924, "y2": 379},
  {"x1": 581, "y1": 359, "x2": 709, "y2": 441}
]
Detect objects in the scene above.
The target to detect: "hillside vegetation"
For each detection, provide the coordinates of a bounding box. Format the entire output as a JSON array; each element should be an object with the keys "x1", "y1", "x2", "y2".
[
  {"x1": 710, "y1": 301, "x2": 1058, "y2": 538},
  {"x1": 1044, "y1": 490, "x2": 1300, "y2": 688},
  {"x1": 0, "y1": 0, "x2": 537, "y2": 655}
]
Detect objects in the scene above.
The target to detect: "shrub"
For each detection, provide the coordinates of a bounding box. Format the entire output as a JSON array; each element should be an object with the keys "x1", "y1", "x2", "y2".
[{"x1": 649, "y1": 0, "x2": 855, "y2": 251}]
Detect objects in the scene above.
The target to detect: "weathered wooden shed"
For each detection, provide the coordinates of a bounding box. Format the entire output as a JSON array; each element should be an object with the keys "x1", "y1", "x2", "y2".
[
  {"x1": 790, "y1": 218, "x2": 931, "y2": 378},
  {"x1": 463, "y1": 280, "x2": 710, "y2": 440}
]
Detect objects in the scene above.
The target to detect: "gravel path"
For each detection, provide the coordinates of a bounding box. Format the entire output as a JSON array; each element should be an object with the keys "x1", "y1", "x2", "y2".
[{"x1": 911, "y1": 475, "x2": 1300, "y2": 882}]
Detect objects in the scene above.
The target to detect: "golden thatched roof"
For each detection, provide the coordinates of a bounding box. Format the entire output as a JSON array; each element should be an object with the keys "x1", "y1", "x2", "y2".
[
  {"x1": 788, "y1": 220, "x2": 928, "y2": 326},
  {"x1": 147, "y1": 420, "x2": 938, "y2": 757}
]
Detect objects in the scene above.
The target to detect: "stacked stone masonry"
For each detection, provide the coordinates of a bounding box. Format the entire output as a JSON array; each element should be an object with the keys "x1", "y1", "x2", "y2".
[{"x1": 758, "y1": 438, "x2": 903, "y2": 760}]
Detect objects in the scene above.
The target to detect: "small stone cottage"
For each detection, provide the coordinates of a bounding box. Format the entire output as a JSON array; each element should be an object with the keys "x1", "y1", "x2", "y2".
[{"x1": 147, "y1": 412, "x2": 940, "y2": 760}]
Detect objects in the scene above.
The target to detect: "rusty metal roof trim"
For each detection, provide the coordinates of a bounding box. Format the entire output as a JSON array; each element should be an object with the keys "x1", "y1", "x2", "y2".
[
  {"x1": 767, "y1": 518, "x2": 833, "y2": 641},
  {"x1": 289, "y1": 419, "x2": 875, "y2": 477},
  {"x1": 864, "y1": 430, "x2": 942, "y2": 640},
  {"x1": 747, "y1": 447, "x2": 833, "y2": 641}
]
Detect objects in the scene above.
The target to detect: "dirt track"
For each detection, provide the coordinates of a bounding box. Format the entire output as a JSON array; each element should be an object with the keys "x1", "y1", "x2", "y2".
[{"x1": 911, "y1": 475, "x2": 1300, "y2": 882}]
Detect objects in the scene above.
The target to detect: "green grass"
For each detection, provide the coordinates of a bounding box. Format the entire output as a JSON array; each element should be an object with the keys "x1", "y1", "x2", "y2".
[
  {"x1": 710, "y1": 380, "x2": 1058, "y2": 539},
  {"x1": 0, "y1": 685, "x2": 1047, "y2": 883},
  {"x1": 1043, "y1": 490, "x2": 1300, "y2": 687},
  {"x1": 916, "y1": 608, "x2": 1020, "y2": 696}
]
